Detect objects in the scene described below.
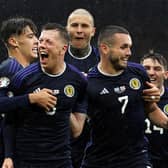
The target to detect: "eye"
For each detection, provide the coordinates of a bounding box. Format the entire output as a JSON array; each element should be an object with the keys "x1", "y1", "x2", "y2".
[
  {"x1": 144, "y1": 66, "x2": 150, "y2": 70},
  {"x1": 154, "y1": 67, "x2": 162, "y2": 71},
  {"x1": 70, "y1": 23, "x2": 78, "y2": 27},
  {"x1": 81, "y1": 24, "x2": 89, "y2": 28}
]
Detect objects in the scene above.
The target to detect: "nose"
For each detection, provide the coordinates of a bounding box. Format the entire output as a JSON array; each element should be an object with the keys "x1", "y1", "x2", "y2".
[
  {"x1": 147, "y1": 68, "x2": 155, "y2": 76},
  {"x1": 38, "y1": 40, "x2": 45, "y2": 48},
  {"x1": 76, "y1": 25, "x2": 83, "y2": 33},
  {"x1": 34, "y1": 36, "x2": 38, "y2": 44},
  {"x1": 126, "y1": 48, "x2": 131, "y2": 56}
]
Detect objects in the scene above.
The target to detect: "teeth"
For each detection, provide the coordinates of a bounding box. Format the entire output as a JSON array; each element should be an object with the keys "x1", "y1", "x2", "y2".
[
  {"x1": 40, "y1": 51, "x2": 47, "y2": 55},
  {"x1": 32, "y1": 48, "x2": 37, "y2": 51},
  {"x1": 150, "y1": 78, "x2": 156, "y2": 81},
  {"x1": 40, "y1": 52, "x2": 48, "y2": 58}
]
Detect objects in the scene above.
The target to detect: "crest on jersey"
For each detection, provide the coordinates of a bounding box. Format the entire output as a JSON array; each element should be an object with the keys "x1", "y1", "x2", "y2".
[
  {"x1": 64, "y1": 85, "x2": 75, "y2": 97},
  {"x1": 0, "y1": 77, "x2": 10, "y2": 88},
  {"x1": 129, "y1": 78, "x2": 141, "y2": 90},
  {"x1": 163, "y1": 104, "x2": 168, "y2": 114}
]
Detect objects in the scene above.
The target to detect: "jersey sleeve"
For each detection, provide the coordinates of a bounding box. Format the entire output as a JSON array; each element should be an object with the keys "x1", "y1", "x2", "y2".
[
  {"x1": 72, "y1": 75, "x2": 88, "y2": 114},
  {"x1": 0, "y1": 60, "x2": 30, "y2": 114}
]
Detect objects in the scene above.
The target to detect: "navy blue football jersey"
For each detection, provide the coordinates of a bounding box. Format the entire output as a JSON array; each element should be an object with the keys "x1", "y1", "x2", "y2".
[
  {"x1": 0, "y1": 57, "x2": 29, "y2": 160},
  {"x1": 65, "y1": 46, "x2": 99, "y2": 74},
  {"x1": 8, "y1": 62, "x2": 87, "y2": 167},
  {"x1": 65, "y1": 46, "x2": 99, "y2": 168},
  {"x1": 0, "y1": 57, "x2": 30, "y2": 113},
  {"x1": 145, "y1": 87, "x2": 168, "y2": 161},
  {"x1": 0, "y1": 58, "x2": 22, "y2": 97},
  {"x1": 82, "y1": 62, "x2": 151, "y2": 168}
]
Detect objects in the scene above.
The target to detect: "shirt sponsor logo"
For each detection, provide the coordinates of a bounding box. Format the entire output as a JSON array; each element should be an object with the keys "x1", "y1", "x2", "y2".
[{"x1": 114, "y1": 86, "x2": 126, "y2": 94}]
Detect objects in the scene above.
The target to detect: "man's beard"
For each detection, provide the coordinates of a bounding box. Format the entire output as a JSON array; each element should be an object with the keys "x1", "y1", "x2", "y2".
[{"x1": 109, "y1": 55, "x2": 126, "y2": 71}]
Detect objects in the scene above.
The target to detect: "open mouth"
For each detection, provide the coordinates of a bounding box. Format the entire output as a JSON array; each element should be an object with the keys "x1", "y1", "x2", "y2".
[
  {"x1": 75, "y1": 37, "x2": 84, "y2": 40},
  {"x1": 40, "y1": 51, "x2": 49, "y2": 59},
  {"x1": 41, "y1": 53, "x2": 48, "y2": 59}
]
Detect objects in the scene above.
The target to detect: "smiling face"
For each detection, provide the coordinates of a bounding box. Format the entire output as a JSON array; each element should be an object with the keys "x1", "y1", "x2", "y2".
[
  {"x1": 100, "y1": 33, "x2": 132, "y2": 73},
  {"x1": 13, "y1": 26, "x2": 38, "y2": 62},
  {"x1": 67, "y1": 13, "x2": 95, "y2": 49},
  {"x1": 38, "y1": 29, "x2": 67, "y2": 74},
  {"x1": 142, "y1": 58, "x2": 168, "y2": 89}
]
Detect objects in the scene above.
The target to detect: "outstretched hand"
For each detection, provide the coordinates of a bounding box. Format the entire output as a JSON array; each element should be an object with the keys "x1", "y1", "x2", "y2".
[{"x1": 142, "y1": 81, "x2": 160, "y2": 102}]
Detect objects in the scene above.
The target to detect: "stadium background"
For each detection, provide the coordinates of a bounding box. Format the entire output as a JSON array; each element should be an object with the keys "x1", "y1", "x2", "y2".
[{"x1": 0, "y1": 0, "x2": 168, "y2": 64}]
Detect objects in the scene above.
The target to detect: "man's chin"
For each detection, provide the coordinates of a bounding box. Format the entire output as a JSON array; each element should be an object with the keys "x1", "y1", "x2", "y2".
[
  {"x1": 72, "y1": 42, "x2": 86, "y2": 49},
  {"x1": 33, "y1": 54, "x2": 38, "y2": 58}
]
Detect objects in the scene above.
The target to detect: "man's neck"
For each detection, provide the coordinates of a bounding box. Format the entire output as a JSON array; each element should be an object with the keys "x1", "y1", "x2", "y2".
[
  {"x1": 41, "y1": 62, "x2": 66, "y2": 76},
  {"x1": 98, "y1": 62, "x2": 124, "y2": 76},
  {"x1": 8, "y1": 50, "x2": 30, "y2": 67},
  {"x1": 69, "y1": 44, "x2": 91, "y2": 58}
]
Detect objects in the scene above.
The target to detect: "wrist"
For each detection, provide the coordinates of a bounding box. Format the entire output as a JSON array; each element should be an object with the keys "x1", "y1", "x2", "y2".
[{"x1": 28, "y1": 93, "x2": 36, "y2": 104}]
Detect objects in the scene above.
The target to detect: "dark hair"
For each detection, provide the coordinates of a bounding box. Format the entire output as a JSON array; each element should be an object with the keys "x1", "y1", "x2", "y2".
[
  {"x1": 140, "y1": 50, "x2": 168, "y2": 70},
  {"x1": 41, "y1": 23, "x2": 69, "y2": 44},
  {"x1": 0, "y1": 17, "x2": 37, "y2": 44},
  {"x1": 98, "y1": 25, "x2": 129, "y2": 46}
]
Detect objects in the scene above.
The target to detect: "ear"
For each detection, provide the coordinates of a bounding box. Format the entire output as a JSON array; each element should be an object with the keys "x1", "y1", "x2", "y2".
[
  {"x1": 164, "y1": 71, "x2": 168, "y2": 80},
  {"x1": 62, "y1": 45, "x2": 68, "y2": 51},
  {"x1": 66, "y1": 25, "x2": 68, "y2": 31},
  {"x1": 91, "y1": 27, "x2": 96, "y2": 37},
  {"x1": 99, "y1": 43, "x2": 109, "y2": 54},
  {"x1": 8, "y1": 36, "x2": 18, "y2": 47}
]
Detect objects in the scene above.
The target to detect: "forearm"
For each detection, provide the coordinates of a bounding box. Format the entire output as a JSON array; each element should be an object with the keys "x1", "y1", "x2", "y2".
[
  {"x1": 0, "y1": 95, "x2": 29, "y2": 113},
  {"x1": 2, "y1": 123, "x2": 16, "y2": 158},
  {"x1": 147, "y1": 102, "x2": 168, "y2": 129},
  {"x1": 70, "y1": 112, "x2": 86, "y2": 138}
]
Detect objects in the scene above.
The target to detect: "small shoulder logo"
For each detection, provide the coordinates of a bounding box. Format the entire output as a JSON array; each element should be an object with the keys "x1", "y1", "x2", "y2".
[
  {"x1": 129, "y1": 78, "x2": 141, "y2": 90},
  {"x1": 0, "y1": 77, "x2": 10, "y2": 88},
  {"x1": 64, "y1": 85, "x2": 75, "y2": 97},
  {"x1": 163, "y1": 104, "x2": 168, "y2": 114}
]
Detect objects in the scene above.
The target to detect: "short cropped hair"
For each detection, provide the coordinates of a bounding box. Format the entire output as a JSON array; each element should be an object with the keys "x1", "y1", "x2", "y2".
[
  {"x1": 0, "y1": 17, "x2": 37, "y2": 44},
  {"x1": 98, "y1": 25, "x2": 129, "y2": 46},
  {"x1": 67, "y1": 8, "x2": 94, "y2": 26},
  {"x1": 41, "y1": 23, "x2": 69, "y2": 44}
]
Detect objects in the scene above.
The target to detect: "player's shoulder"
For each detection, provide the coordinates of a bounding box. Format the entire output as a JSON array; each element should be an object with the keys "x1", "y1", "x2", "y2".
[
  {"x1": 12, "y1": 62, "x2": 40, "y2": 86},
  {"x1": 128, "y1": 61, "x2": 145, "y2": 71},
  {"x1": 0, "y1": 57, "x2": 22, "y2": 76},
  {"x1": 66, "y1": 63, "x2": 87, "y2": 81},
  {"x1": 15, "y1": 62, "x2": 39, "y2": 77},
  {"x1": 127, "y1": 61, "x2": 149, "y2": 83},
  {"x1": 87, "y1": 65, "x2": 99, "y2": 78},
  {"x1": 127, "y1": 61, "x2": 147, "y2": 74}
]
